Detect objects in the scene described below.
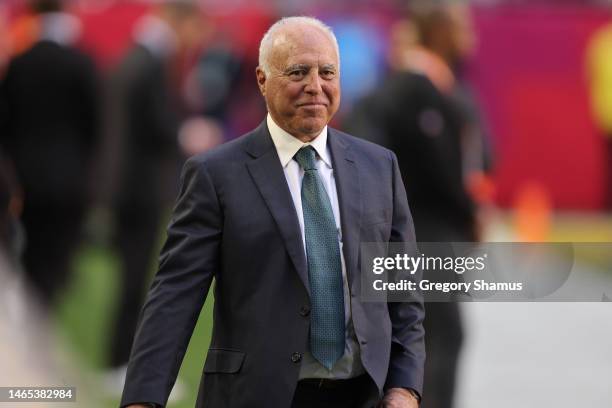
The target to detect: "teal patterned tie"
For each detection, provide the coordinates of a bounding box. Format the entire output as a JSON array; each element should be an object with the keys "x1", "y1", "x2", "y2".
[{"x1": 294, "y1": 146, "x2": 345, "y2": 370}]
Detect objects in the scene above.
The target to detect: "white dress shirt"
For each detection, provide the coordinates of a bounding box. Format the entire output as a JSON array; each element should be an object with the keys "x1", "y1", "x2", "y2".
[{"x1": 266, "y1": 114, "x2": 365, "y2": 379}]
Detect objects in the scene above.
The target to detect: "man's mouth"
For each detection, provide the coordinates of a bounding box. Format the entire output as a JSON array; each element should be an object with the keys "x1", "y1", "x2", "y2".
[{"x1": 297, "y1": 102, "x2": 327, "y2": 108}]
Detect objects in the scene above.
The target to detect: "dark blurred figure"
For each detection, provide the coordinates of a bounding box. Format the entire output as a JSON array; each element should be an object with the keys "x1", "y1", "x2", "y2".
[
  {"x1": 0, "y1": 0, "x2": 99, "y2": 306},
  {"x1": 0, "y1": 151, "x2": 23, "y2": 260},
  {"x1": 586, "y1": 21, "x2": 612, "y2": 209},
  {"x1": 346, "y1": 2, "x2": 491, "y2": 408},
  {"x1": 178, "y1": 35, "x2": 242, "y2": 157},
  {"x1": 104, "y1": 0, "x2": 202, "y2": 391},
  {"x1": 191, "y1": 41, "x2": 242, "y2": 124}
]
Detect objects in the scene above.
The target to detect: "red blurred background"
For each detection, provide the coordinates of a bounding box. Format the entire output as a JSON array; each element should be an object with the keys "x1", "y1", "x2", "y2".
[{"x1": 3, "y1": 0, "x2": 612, "y2": 210}]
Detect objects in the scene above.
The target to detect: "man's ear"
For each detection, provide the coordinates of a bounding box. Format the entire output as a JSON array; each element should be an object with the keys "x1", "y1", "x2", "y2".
[{"x1": 255, "y1": 67, "x2": 266, "y2": 95}]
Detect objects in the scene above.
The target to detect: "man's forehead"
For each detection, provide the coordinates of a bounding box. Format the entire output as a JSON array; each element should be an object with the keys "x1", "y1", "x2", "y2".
[
  {"x1": 283, "y1": 55, "x2": 338, "y2": 67},
  {"x1": 273, "y1": 23, "x2": 332, "y2": 44},
  {"x1": 269, "y1": 24, "x2": 338, "y2": 64}
]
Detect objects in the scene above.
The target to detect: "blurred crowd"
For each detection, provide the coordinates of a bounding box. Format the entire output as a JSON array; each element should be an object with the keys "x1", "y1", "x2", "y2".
[{"x1": 0, "y1": 0, "x2": 611, "y2": 407}]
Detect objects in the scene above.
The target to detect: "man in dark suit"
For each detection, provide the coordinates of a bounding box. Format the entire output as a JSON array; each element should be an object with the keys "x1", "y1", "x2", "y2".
[
  {"x1": 104, "y1": 1, "x2": 203, "y2": 381},
  {"x1": 122, "y1": 16, "x2": 425, "y2": 408},
  {"x1": 0, "y1": 0, "x2": 99, "y2": 305}
]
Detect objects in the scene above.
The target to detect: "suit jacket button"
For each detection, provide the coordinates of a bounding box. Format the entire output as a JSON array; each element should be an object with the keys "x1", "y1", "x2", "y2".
[
  {"x1": 291, "y1": 352, "x2": 302, "y2": 363},
  {"x1": 299, "y1": 306, "x2": 310, "y2": 316}
]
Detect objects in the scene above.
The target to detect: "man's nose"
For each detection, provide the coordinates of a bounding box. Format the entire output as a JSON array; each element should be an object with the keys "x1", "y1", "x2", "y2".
[{"x1": 304, "y1": 71, "x2": 322, "y2": 95}]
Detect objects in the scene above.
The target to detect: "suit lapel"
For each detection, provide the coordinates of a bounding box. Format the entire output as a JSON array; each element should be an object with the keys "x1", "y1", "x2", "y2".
[
  {"x1": 328, "y1": 129, "x2": 362, "y2": 293},
  {"x1": 245, "y1": 122, "x2": 310, "y2": 296}
]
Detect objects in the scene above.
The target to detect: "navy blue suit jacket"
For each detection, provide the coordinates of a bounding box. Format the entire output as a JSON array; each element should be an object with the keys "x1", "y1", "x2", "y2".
[{"x1": 120, "y1": 121, "x2": 425, "y2": 407}]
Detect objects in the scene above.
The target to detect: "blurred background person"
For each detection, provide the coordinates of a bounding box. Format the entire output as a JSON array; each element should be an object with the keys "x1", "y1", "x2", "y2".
[
  {"x1": 179, "y1": 11, "x2": 270, "y2": 150},
  {"x1": 183, "y1": 33, "x2": 242, "y2": 134},
  {"x1": 0, "y1": 172, "x2": 95, "y2": 407},
  {"x1": 0, "y1": 150, "x2": 24, "y2": 261},
  {"x1": 586, "y1": 18, "x2": 612, "y2": 210},
  {"x1": 102, "y1": 0, "x2": 204, "y2": 396},
  {"x1": 0, "y1": 158, "x2": 52, "y2": 396},
  {"x1": 0, "y1": 0, "x2": 100, "y2": 307},
  {"x1": 345, "y1": 2, "x2": 492, "y2": 408},
  {"x1": 177, "y1": 33, "x2": 242, "y2": 158}
]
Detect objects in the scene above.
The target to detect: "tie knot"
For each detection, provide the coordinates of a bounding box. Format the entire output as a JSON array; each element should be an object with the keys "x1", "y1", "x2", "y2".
[{"x1": 294, "y1": 146, "x2": 317, "y2": 171}]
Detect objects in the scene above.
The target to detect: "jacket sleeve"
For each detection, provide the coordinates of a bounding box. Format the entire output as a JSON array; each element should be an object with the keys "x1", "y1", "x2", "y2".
[
  {"x1": 385, "y1": 151, "x2": 426, "y2": 396},
  {"x1": 121, "y1": 156, "x2": 222, "y2": 407}
]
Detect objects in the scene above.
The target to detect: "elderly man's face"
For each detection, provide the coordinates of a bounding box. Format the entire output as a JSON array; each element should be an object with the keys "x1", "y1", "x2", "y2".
[{"x1": 256, "y1": 24, "x2": 340, "y2": 142}]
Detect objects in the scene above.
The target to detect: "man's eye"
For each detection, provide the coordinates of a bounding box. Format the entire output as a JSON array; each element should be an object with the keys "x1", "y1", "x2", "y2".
[
  {"x1": 289, "y1": 70, "x2": 306, "y2": 79},
  {"x1": 321, "y1": 70, "x2": 336, "y2": 79}
]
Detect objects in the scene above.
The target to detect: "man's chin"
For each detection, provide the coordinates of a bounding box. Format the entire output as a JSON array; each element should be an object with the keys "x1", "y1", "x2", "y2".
[
  {"x1": 298, "y1": 117, "x2": 327, "y2": 131},
  {"x1": 297, "y1": 124, "x2": 326, "y2": 138}
]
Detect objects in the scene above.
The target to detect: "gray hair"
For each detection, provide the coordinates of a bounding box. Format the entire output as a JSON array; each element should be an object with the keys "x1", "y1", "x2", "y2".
[{"x1": 258, "y1": 16, "x2": 340, "y2": 75}]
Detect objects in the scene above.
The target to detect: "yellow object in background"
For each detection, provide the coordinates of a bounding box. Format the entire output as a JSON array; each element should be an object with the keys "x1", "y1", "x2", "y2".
[{"x1": 587, "y1": 22, "x2": 612, "y2": 136}]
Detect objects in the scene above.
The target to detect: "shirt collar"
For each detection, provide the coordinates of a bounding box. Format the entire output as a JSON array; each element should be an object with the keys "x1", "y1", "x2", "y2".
[{"x1": 266, "y1": 114, "x2": 331, "y2": 169}]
